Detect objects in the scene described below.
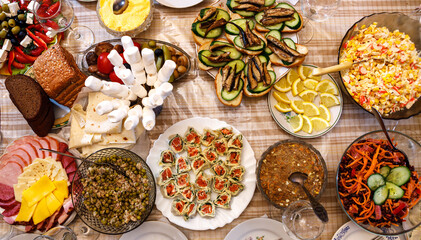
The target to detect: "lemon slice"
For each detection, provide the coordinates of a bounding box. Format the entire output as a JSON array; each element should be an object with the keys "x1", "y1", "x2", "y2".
[
  {"x1": 290, "y1": 114, "x2": 303, "y2": 133},
  {"x1": 302, "y1": 102, "x2": 320, "y2": 117},
  {"x1": 290, "y1": 100, "x2": 304, "y2": 114},
  {"x1": 319, "y1": 104, "x2": 331, "y2": 121},
  {"x1": 274, "y1": 101, "x2": 292, "y2": 113},
  {"x1": 274, "y1": 77, "x2": 291, "y2": 92},
  {"x1": 303, "y1": 79, "x2": 318, "y2": 90},
  {"x1": 298, "y1": 65, "x2": 313, "y2": 80},
  {"x1": 315, "y1": 79, "x2": 339, "y2": 95},
  {"x1": 287, "y1": 68, "x2": 300, "y2": 85},
  {"x1": 302, "y1": 115, "x2": 313, "y2": 134},
  {"x1": 320, "y1": 93, "x2": 340, "y2": 108},
  {"x1": 299, "y1": 90, "x2": 318, "y2": 102},
  {"x1": 311, "y1": 117, "x2": 330, "y2": 132},
  {"x1": 292, "y1": 79, "x2": 305, "y2": 96},
  {"x1": 273, "y1": 91, "x2": 290, "y2": 104}
]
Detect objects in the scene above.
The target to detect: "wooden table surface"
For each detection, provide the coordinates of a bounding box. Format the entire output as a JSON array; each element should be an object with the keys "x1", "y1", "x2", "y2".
[{"x1": 1, "y1": 0, "x2": 421, "y2": 239}]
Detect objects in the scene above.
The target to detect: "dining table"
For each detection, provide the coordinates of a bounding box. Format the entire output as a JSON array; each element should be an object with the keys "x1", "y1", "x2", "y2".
[{"x1": 1, "y1": 0, "x2": 421, "y2": 239}]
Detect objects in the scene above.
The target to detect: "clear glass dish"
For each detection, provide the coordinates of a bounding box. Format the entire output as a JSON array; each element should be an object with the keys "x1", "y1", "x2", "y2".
[
  {"x1": 336, "y1": 130, "x2": 421, "y2": 236},
  {"x1": 96, "y1": 0, "x2": 154, "y2": 37}
]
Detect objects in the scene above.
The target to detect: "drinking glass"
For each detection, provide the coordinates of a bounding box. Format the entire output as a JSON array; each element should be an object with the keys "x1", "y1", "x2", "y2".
[
  {"x1": 33, "y1": 226, "x2": 77, "y2": 240},
  {"x1": 298, "y1": 0, "x2": 341, "y2": 44},
  {"x1": 34, "y1": 0, "x2": 94, "y2": 51},
  {"x1": 282, "y1": 200, "x2": 325, "y2": 240}
]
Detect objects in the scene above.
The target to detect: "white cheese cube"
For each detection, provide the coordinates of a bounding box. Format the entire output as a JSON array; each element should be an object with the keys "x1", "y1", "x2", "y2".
[
  {"x1": 26, "y1": 13, "x2": 34, "y2": 25},
  {"x1": 27, "y1": 0, "x2": 34, "y2": 11},
  {"x1": 0, "y1": 49, "x2": 7, "y2": 62},
  {"x1": 8, "y1": 2, "x2": 19, "y2": 16},
  {"x1": 1, "y1": 0, "x2": 10, "y2": 5},
  {"x1": 2, "y1": 39, "x2": 12, "y2": 51},
  {"x1": 20, "y1": 35, "x2": 33, "y2": 48}
]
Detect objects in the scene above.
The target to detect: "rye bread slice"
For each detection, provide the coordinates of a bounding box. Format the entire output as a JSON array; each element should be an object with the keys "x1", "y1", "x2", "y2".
[
  {"x1": 27, "y1": 103, "x2": 54, "y2": 137},
  {"x1": 5, "y1": 75, "x2": 50, "y2": 122}
]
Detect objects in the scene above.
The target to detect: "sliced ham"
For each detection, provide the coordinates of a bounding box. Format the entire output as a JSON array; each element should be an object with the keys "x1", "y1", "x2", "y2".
[
  {"x1": 0, "y1": 161, "x2": 23, "y2": 186},
  {"x1": 7, "y1": 136, "x2": 44, "y2": 159},
  {"x1": 57, "y1": 142, "x2": 68, "y2": 162},
  {"x1": 57, "y1": 212, "x2": 70, "y2": 225},
  {"x1": 0, "y1": 183, "x2": 15, "y2": 202},
  {"x1": 25, "y1": 224, "x2": 36, "y2": 233},
  {"x1": 45, "y1": 136, "x2": 60, "y2": 160},
  {"x1": 35, "y1": 137, "x2": 52, "y2": 158},
  {"x1": 6, "y1": 143, "x2": 38, "y2": 164},
  {"x1": 1, "y1": 148, "x2": 31, "y2": 166},
  {"x1": 0, "y1": 154, "x2": 26, "y2": 170},
  {"x1": 65, "y1": 161, "x2": 77, "y2": 174},
  {"x1": 45, "y1": 208, "x2": 63, "y2": 231},
  {"x1": 2, "y1": 215, "x2": 17, "y2": 224},
  {"x1": 62, "y1": 197, "x2": 74, "y2": 214},
  {"x1": 36, "y1": 220, "x2": 47, "y2": 231},
  {"x1": 2, "y1": 201, "x2": 21, "y2": 217},
  {"x1": 61, "y1": 154, "x2": 75, "y2": 169}
]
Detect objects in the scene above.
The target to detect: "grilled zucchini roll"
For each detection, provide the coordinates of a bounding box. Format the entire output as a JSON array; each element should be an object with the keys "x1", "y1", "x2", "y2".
[
  {"x1": 169, "y1": 134, "x2": 185, "y2": 153},
  {"x1": 185, "y1": 127, "x2": 202, "y2": 145},
  {"x1": 158, "y1": 166, "x2": 174, "y2": 186},
  {"x1": 214, "y1": 191, "x2": 232, "y2": 209},
  {"x1": 201, "y1": 129, "x2": 218, "y2": 146},
  {"x1": 159, "y1": 150, "x2": 175, "y2": 166},
  {"x1": 176, "y1": 156, "x2": 191, "y2": 173},
  {"x1": 226, "y1": 150, "x2": 241, "y2": 166},
  {"x1": 198, "y1": 202, "x2": 216, "y2": 217}
]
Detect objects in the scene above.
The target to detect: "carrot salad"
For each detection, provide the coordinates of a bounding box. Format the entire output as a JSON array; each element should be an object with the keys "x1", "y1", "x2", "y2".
[{"x1": 338, "y1": 138, "x2": 421, "y2": 228}]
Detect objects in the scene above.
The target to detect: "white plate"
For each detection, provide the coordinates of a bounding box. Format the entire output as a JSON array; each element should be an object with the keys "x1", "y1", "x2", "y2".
[
  {"x1": 332, "y1": 221, "x2": 405, "y2": 240},
  {"x1": 156, "y1": 0, "x2": 203, "y2": 8},
  {"x1": 224, "y1": 218, "x2": 293, "y2": 240},
  {"x1": 267, "y1": 64, "x2": 343, "y2": 138},
  {"x1": 119, "y1": 221, "x2": 187, "y2": 240},
  {"x1": 146, "y1": 117, "x2": 256, "y2": 230}
]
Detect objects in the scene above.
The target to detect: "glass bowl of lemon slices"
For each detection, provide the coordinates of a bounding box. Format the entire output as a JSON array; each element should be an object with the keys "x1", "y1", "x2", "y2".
[{"x1": 267, "y1": 64, "x2": 343, "y2": 138}]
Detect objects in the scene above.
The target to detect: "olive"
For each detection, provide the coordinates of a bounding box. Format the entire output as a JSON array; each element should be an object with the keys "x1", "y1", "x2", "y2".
[
  {"x1": 2, "y1": 4, "x2": 9, "y2": 13},
  {"x1": 123, "y1": 63, "x2": 130, "y2": 69},
  {"x1": 17, "y1": 10, "x2": 24, "y2": 14},
  {"x1": 8, "y1": 19, "x2": 15, "y2": 27},
  {"x1": 154, "y1": 48, "x2": 163, "y2": 57},
  {"x1": 1, "y1": 21, "x2": 8, "y2": 29},
  {"x1": 10, "y1": 37, "x2": 19, "y2": 46},
  {"x1": 148, "y1": 40, "x2": 156, "y2": 48},
  {"x1": 0, "y1": 29, "x2": 7, "y2": 38},
  {"x1": 0, "y1": 12, "x2": 5, "y2": 21},
  {"x1": 11, "y1": 26, "x2": 20, "y2": 35},
  {"x1": 17, "y1": 20, "x2": 25, "y2": 27},
  {"x1": 17, "y1": 29, "x2": 26, "y2": 39}
]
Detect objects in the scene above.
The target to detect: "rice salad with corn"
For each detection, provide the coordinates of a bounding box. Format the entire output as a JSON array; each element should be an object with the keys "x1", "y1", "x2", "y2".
[{"x1": 340, "y1": 23, "x2": 421, "y2": 115}]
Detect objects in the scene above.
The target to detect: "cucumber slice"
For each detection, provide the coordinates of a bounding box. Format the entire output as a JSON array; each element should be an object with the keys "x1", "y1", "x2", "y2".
[
  {"x1": 275, "y1": 2, "x2": 295, "y2": 10},
  {"x1": 373, "y1": 185, "x2": 389, "y2": 205},
  {"x1": 210, "y1": 40, "x2": 233, "y2": 48},
  {"x1": 386, "y1": 182, "x2": 405, "y2": 199},
  {"x1": 265, "y1": 30, "x2": 282, "y2": 40},
  {"x1": 225, "y1": 19, "x2": 255, "y2": 35},
  {"x1": 386, "y1": 166, "x2": 411, "y2": 186},
  {"x1": 226, "y1": 59, "x2": 246, "y2": 73},
  {"x1": 379, "y1": 166, "x2": 391, "y2": 178},
  {"x1": 258, "y1": 55, "x2": 269, "y2": 63},
  {"x1": 283, "y1": 38, "x2": 296, "y2": 50},
  {"x1": 264, "y1": 47, "x2": 273, "y2": 55},
  {"x1": 233, "y1": 35, "x2": 265, "y2": 51},
  {"x1": 246, "y1": 70, "x2": 276, "y2": 93},
  {"x1": 191, "y1": 22, "x2": 222, "y2": 38},
  {"x1": 285, "y1": 12, "x2": 302, "y2": 29},
  {"x1": 221, "y1": 79, "x2": 244, "y2": 101},
  {"x1": 219, "y1": 46, "x2": 243, "y2": 60},
  {"x1": 198, "y1": 50, "x2": 229, "y2": 68},
  {"x1": 199, "y1": 8, "x2": 231, "y2": 22},
  {"x1": 264, "y1": 0, "x2": 275, "y2": 6},
  {"x1": 227, "y1": 0, "x2": 256, "y2": 17},
  {"x1": 255, "y1": 12, "x2": 285, "y2": 31},
  {"x1": 367, "y1": 174, "x2": 385, "y2": 191}
]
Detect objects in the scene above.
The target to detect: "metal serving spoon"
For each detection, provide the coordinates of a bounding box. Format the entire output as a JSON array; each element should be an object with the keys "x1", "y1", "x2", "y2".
[
  {"x1": 113, "y1": 0, "x2": 129, "y2": 15},
  {"x1": 40, "y1": 148, "x2": 131, "y2": 180},
  {"x1": 371, "y1": 107, "x2": 410, "y2": 167},
  {"x1": 289, "y1": 172, "x2": 329, "y2": 223}
]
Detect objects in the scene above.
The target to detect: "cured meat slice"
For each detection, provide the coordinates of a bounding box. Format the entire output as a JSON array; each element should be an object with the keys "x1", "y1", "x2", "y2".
[
  {"x1": 57, "y1": 211, "x2": 70, "y2": 225},
  {"x1": 0, "y1": 198, "x2": 17, "y2": 208},
  {"x1": 46, "y1": 136, "x2": 60, "y2": 160},
  {"x1": 35, "y1": 137, "x2": 51, "y2": 158},
  {"x1": 1, "y1": 148, "x2": 31, "y2": 166},
  {"x1": 61, "y1": 153, "x2": 75, "y2": 169},
  {"x1": 57, "y1": 142, "x2": 68, "y2": 162},
  {"x1": 6, "y1": 143, "x2": 39, "y2": 164},
  {"x1": 65, "y1": 161, "x2": 77, "y2": 174},
  {"x1": 2, "y1": 215, "x2": 16, "y2": 224},
  {"x1": 0, "y1": 154, "x2": 27, "y2": 170},
  {"x1": 0, "y1": 183, "x2": 15, "y2": 202},
  {"x1": 0, "y1": 162, "x2": 23, "y2": 186},
  {"x1": 45, "y1": 208, "x2": 63, "y2": 231},
  {"x1": 1, "y1": 201, "x2": 21, "y2": 217},
  {"x1": 8, "y1": 136, "x2": 45, "y2": 159},
  {"x1": 67, "y1": 171, "x2": 79, "y2": 183},
  {"x1": 25, "y1": 224, "x2": 36, "y2": 233}
]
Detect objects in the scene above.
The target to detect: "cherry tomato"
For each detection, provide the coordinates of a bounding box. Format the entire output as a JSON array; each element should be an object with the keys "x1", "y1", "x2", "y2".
[
  {"x1": 119, "y1": 53, "x2": 127, "y2": 64},
  {"x1": 109, "y1": 71, "x2": 124, "y2": 84},
  {"x1": 97, "y1": 52, "x2": 113, "y2": 74}
]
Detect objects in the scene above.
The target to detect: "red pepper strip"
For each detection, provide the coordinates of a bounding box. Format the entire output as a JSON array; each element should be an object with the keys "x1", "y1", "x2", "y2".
[
  {"x1": 15, "y1": 52, "x2": 32, "y2": 64},
  {"x1": 393, "y1": 86, "x2": 400, "y2": 94},
  {"x1": 392, "y1": 202, "x2": 407, "y2": 215},
  {"x1": 360, "y1": 95, "x2": 367, "y2": 105},
  {"x1": 26, "y1": 29, "x2": 48, "y2": 50},
  {"x1": 29, "y1": 46, "x2": 44, "y2": 56},
  {"x1": 16, "y1": 47, "x2": 37, "y2": 62},
  {"x1": 44, "y1": 20, "x2": 59, "y2": 30},
  {"x1": 34, "y1": 31, "x2": 53, "y2": 43},
  {"x1": 375, "y1": 205, "x2": 382, "y2": 220},
  {"x1": 7, "y1": 50, "x2": 15, "y2": 75},
  {"x1": 46, "y1": 1, "x2": 60, "y2": 16},
  {"x1": 12, "y1": 60, "x2": 26, "y2": 69}
]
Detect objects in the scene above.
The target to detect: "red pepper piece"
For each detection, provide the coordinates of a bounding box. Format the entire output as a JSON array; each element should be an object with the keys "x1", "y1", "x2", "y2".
[
  {"x1": 44, "y1": 20, "x2": 59, "y2": 31},
  {"x1": 46, "y1": 1, "x2": 60, "y2": 16},
  {"x1": 34, "y1": 30, "x2": 53, "y2": 43},
  {"x1": 12, "y1": 60, "x2": 26, "y2": 69},
  {"x1": 15, "y1": 52, "x2": 32, "y2": 64},
  {"x1": 26, "y1": 29, "x2": 48, "y2": 50},
  {"x1": 7, "y1": 50, "x2": 15, "y2": 75},
  {"x1": 392, "y1": 202, "x2": 407, "y2": 215},
  {"x1": 29, "y1": 46, "x2": 44, "y2": 56},
  {"x1": 16, "y1": 47, "x2": 37, "y2": 62}
]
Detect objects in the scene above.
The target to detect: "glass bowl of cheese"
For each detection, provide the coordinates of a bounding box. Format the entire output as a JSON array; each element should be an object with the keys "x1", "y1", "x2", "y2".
[{"x1": 96, "y1": 0, "x2": 154, "y2": 37}]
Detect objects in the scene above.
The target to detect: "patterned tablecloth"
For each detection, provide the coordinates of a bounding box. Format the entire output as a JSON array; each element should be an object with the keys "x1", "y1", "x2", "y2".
[{"x1": 1, "y1": 0, "x2": 421, "y2": 239}]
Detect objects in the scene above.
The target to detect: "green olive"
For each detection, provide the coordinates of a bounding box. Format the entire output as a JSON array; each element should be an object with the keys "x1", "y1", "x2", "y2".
[
  {"x1": 1, "y1": 21, "x2": 8, "y2": 29},
  {"x1": 11, "y1": 26, "x2": 20, "y2": 35},
  {"x1": 17, "y1": 14, "x2": 25, "y2": 21},
  {"x1": 2, "y1": 4, "x2": 9, "y2": 13},
  {"x1": 148, "y1": 40, "x2": 156, "y2": 48},
  {"x1": 0, "y1": 29, "x2": 7, "y2": 38},
  {"x1": 0, "y1": 12, "x2": 6, "y2": 21},
  {"x1": 8, "y1": 19, "x2": 15, "y2": 27}
]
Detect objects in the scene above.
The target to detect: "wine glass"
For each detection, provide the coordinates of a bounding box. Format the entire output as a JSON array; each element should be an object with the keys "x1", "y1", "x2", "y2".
[
  {"x1": 282, "y1": 200, "x2": 326, "y2": 240},
  {"x1": 298, "y1": 0, "x2": 341, "y2": 44},
  {"x1": 33, "y1": 226, "x2": 77, "y2": 240},
  {"x1": 34, "y1": 0, "x2": 94, "y2": 52}
]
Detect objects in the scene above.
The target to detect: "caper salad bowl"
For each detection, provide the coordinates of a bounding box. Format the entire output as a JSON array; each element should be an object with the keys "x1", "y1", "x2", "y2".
[{"x1": 71, "y1": 148, "x2": 156, "y2": 234}]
